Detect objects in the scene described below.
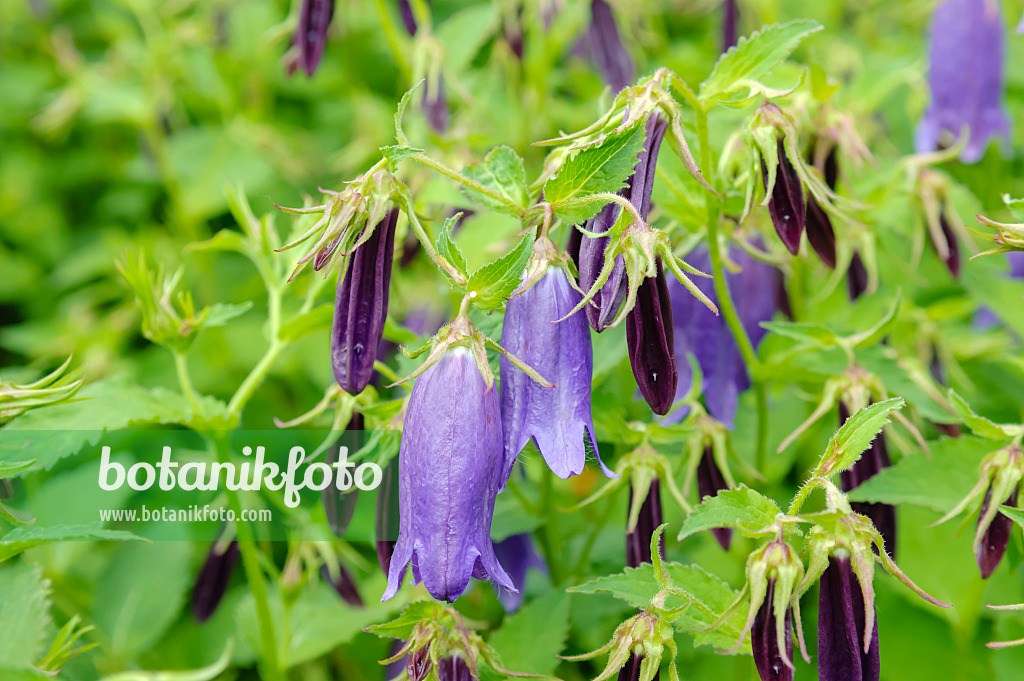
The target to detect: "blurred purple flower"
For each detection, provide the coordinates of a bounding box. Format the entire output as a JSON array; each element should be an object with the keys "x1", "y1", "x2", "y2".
[
  {"x1": 424, "y1": 76, "x2": 449, "y2": 134},
  {"x1": 916, "y1": 0, "x2": 1010, "y2": 163},
  {"x1": 500, "y1": 267, "x2": 610, "y2": 478},
  {"x1": 722, "y1": 0, "x2": 738, "y2": 52},
  {"x1": 665, "y1": 247, "x2": 777, "y2": 428},
  {"x1": 191, "y1": 541, "x2": 239, "y2": 623},
  {"x1": 492, "y1": 533, "x2": 546, "y2": 612},
  {"x1": 320, "y1": 562, "x2": 364, "y2": 608},
  {"x1": 817, "y1": 556, "x2": 880, "y2": 681},
  {"x1": 383, "y1": 348, "x2": 514, "y2": 603},
  {"x1": 290, "y1": 0, "x2": 335, "y2": 77},
  {"x1": 847, "y1": 251, "x2": 869, "y2": 301},
  {"x1": 397, "y1": 0, "x2": 418, "y2": 35},
  {"x1": 589, "y1": 0, "x2": 634, "y2": 92}
]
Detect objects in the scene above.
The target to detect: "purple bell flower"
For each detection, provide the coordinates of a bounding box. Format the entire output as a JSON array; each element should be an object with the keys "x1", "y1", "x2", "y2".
[
  {"x1": 838, "y1": 402, "x2": 897, "y2": 557},
  {"x1": 752, "y1": 579, "x2": 794, "y2": 681},
  {"x1": 332, "y1": 207, "x2": 398, "y2": 395},
  {"x1": 761, "y1": 137, "x2": 806, "y2": 256},
  {"x1": 383, "y1": 348, "x2": 515, "y2": 603},
  {"x1": 817, "y1": 556, "x2": 880, "y2": 681},
  {"x1": 437, "y1": 656, "x2": 473, "y2": 681},
  {"x1": 191, "y1": 541, "x2": 239, "y2": 623},
  {"x1": 290, "y1": 0, "x2": 335, "y2": 77},
  {"x1": 491, "y1": 533, "x2": 546, "y2": 612},
  {"x1": 916, "y1": 0, "x2": 1010, "y2": 163},
  {"x1": 618, "y1": 654, "x2": 658, "y2": 681},
  {"x1": 627, "y1": 260, "x2": 678, "y2": 416},
  {"x1": 589, "y1": 0, "x2": 634, "y2": 92},
  {"x1": 666, "y1": 247, "x2": 777, "y2": 428},
  {"x1": 500, "y1": 266, "x2": 611, "y2": 478}
]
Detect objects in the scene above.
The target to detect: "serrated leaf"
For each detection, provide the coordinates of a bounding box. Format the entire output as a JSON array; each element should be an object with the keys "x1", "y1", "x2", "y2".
[
  {"x1": 466, "y1": 235, "x2": 534, "y2": 309},
  {"x1": 381, "y1": 144, "x2": 424, "y2": 165},
  {"x1": 848, "y1": 436, "x2": 992, "y2": 512},
  {"x1": 365, "y1": 601, "x2": 444, "y2": 639},
  {"x1": 700, "y1": 20, "x2": 823, "y2": 103},
  {"x1": 948, "y1": 390, "x2": 1021, "y2": 440},
  {"x1": 815, "y1": 398, "x2": 904, "y2": 477},
  {"x1": 544, "y1": 122, "x2": 646, "y2": 223},
  {"x1": 489, "y1": 591, "x2": 568, "y2": 675},
  {"x1": 279, "y1": 303, "x2": 334, "y2": 342},
  {"x1": 0, "y1": 560, "x2": 51, "y2": 671},
  {"x1": 760, "y1": 320, "x2": 839, "y2": 347},
  {"x1": 461, "y1": 146, "x2": 529, "y2": 216},
  {"x1": 0, "y1": 523, "x2": 145, "y2": 563},
  {"x1": 677, "y1": 485, "x2": 781, "y2": 540},
  {"x1": 436, "y1": 213, "x2": 469, "y2": 279}
]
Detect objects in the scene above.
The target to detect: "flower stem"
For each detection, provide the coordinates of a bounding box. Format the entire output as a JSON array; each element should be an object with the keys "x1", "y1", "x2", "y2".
[
  {"x1": 172, "y1": 350, "x2": 201, "y2": 414},
  {"x1": 228, "y1": 286, "x2": 284, "y2": 415}
]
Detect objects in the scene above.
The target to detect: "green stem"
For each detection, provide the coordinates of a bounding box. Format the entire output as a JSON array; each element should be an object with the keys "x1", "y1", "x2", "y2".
[
  {"x1": 172, "y1": 351, "x2": 201, "y2": 414},
  {"x1": 214, "y1": 434, "x2": 281, "y2": 680},
  {"x1": 411, "y1": 154, "x2": 524, "y2": 217},
  {"x1": 228, "y1": 287, "x2": 284, "y2": 415},
  {"x1": 695, "y1": 106, "x2": 769, "y2": 466},
  {"x1": 539, "y1": 471, "x2": 564, "y2": 586}
]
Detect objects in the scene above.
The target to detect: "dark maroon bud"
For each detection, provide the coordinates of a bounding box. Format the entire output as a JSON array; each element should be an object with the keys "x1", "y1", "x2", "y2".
[
  {"x1": 320, "y1": 562, "x2": 363, "y2": 607},
  {"x1": 805, "y1": 195, "x2": 837, "y2": 268},
  {"x1": 589, "y1": 0, "x2": 634, "y2": 92},
  {"x1": 618, "y1": 653, "x2": 658, "y2": 681},
  {"x1": 626, "y1": 479, "x2": 664, "y2": 568},
  {"x1": 760, "y1": 137, "x2": 806, "y2": 256},
  {"x1": 397, "y1": 0, "x2": 417, "y2": 35},
  {"x1": 697, "y1": 447, "x2": 733, "y2": 550},
  {"x1": 847, "y1": 251, "x2": 868, "y2": 301},
  {"x1": 937, "y1": 210, "x2": 961, "y2": 278},
  {"x1": 375, "y1": 458, "x2": 401, "y2": 575},
  {"x1": 752, "y1": 579, "x2": 794, "y2": 681},
  {"x1": 191, "y1": 541, "x2": 240, "y2": 623},
  {"x1": 839, "y1": 402, "x2": 896, "y2": 557},
  {"x1": 294, "y1": 0, "x2": 335, "y2": 77},
  {"x1": 423, "y1": 76, "x2": 449, "y2": 134},
  {"x1": 436, "y1": 655, "x2": 472, "y2": 681},
  {"x1": 332, "y1": 207, "x2": 399, "y2": 395},
  {"x1": 627, "y1": 260, "x2": 677, "y2": 415},
  {"x1": 722, "y1": 0, "x2": 738, "y2": 52},
  {"x1": 567, "y1": 225, "x2": 583, "y2": 273},
  {"x1": 822, "y1": 146, "x2": 839, "y2": 191},
  {"x1": 817, "y1": 556, "x2": 880, "y2": 681},
  {"x1": 928, "y1": 351, "x2": 962, "y2": 437},
  {"x1": 406, "y1": 644, "x2": 432, "y2": 681},
  {"x1": 322, "y1": 445, "x2": 359, "y2": 538},
  {"x1": 977, "y1": 485, "x2": 1017, "y2": 579},
  {"x1": 774, "y1": 269, "x2": 793, "y2": 320}
]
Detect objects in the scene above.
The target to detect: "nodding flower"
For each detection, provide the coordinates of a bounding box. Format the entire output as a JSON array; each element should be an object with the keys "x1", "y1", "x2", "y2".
[
  {"x1": 491, "y1": 533, "x2": 546, "y2": 613},
  {"x1": 382, "y1": 347, "x2": 514, "y2": 603},
  {"x1": 289, "y1": 0, "x2": 335, "y2": 76},
  {"x1": 817, "y1": 555, "x2": 879, "y2": 681},
  {"x1": 761, "y1": 136, "x2": 806, "y2": 256},
  {"x1": 331, "y1": 207, "x2": 398, "y2": 395},
  {"x1": 627, "y1": 259, "x2": 678, "y2": 416},
  {"x1": 190, "y1": 540, "x2": 239, "y2": 623},
  {"x1": 588, "y1": 0, "x2": 634, "y2": 92},
  {"x1": 916, "y1": 0, "x2": 1010, "y2": 163}
]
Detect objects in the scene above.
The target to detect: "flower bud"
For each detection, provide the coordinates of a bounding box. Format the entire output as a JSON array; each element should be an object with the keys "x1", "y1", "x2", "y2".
[
  {"x1": 752, "y1": 579, "x2": 794, "y2": 681},
  {"x1": 847, "y1": 251, "x2": 868, "y2": 301},
  {"x1": 500, "y1": 266, "x2": 610, "y2": 478},
  {"x1": 190, "y1": 540, "x2": 239, "y2": 623},
  {"x1": 382, "y1": 348, "x2": 515, "y2": 602},
  {"x1": 589, "y1": 0, "x2": 634, "y2": 92},
  {"x1": 436, "y1": 656, "x2": 472, "y2": 681},
  {"x1": 320, "y1": 562, "x2": 364, "y2": 608},
  {"x1": 697, "y1": 446, "x2": 733, "y2": 550},
  {"x1": 424, "y1": 76, "x2": 449, "y2": 134},
  {"x1": 804, "y1": 144, "x2": 838, "y2": 268},
  {"x1": 722, "y1": 0, "x2": 738, "y2": 51},
  {"x1": 332, "y1": 207, "x2": 399, "y2": 395},
  {"x1": 291, "y1": 0, "x2": 335, "y2": 77},
  {"x1": 936, "y1": 209, "x2": 961, "y2": 278},
  {"x1": 817, "y1": 556, "x2": 879, "y2": 681},
  {"x1": 405, "y1": 644, "x2": 431, "y2": 681},
  {"x1": 492, "y1": 533, "x2": 546, "y2": 613},
  {"x1": 761, "y1": 137, "x2": 806, "y2": 256},
  {"x1": 977, "y1": 485, "x2": 1018, "y2": 579},
  {"x1": 838, "y1": 402, "x2": 896, "y2": 557},
  {"x1": 627, "y1": 259, "x2": 678, "y2": 416},
  {"x1": 397, "y1": 0, "x2": 417, "y2": 36},
  {"x1": 626, "y1": 479, "x2": 664, "y2": 568},
  {"x1": 617, "y1": 654, "x2": 657, "y2": 681}
]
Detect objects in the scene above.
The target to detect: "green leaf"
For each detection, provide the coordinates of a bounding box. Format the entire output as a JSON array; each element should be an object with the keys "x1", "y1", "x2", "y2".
[
  {"x1": 202, "y1": 301, "x2": 253, "y2": 328},
  {"x1": 699, "y1": 20, "x2": 824, "y2": 103},
  {"x1": 461, "y1": 146, "x2": 529, "y2": 216},
  {"x1": 436, "y1": 212, "x2": 470, "y2": 279},
  {"x1": 465, "y1": 235, "x2": 534, "y2": 309},
  {"x1": 365, "y1": 601, "x2": 443, "y2": 639},
  {"x1": 394, "y1": 80, "x2": 423, "y2": 146},
  {"x1": 544, "y1": 122, "x2": 646, "y2": 223},
  {"x1": 0, "y1": 523, "x2": 145, "y2": 563},
  {"x1": 850, "y1": 290, "x2": 901, "y2": 348},
  {"x1": 380, "y1": 144, "x2": 425, "y2": 165},
  {"x1": 1000, "y1": 506, "x2": 1024, "y2": 530},
  {"x1": 760, "y1": 320, "x2": 839, "y2": 347},
  {"x1": 815, "y1": 397, "x2": 904, "y2": 477},
  {"x1": 279, "y1": 303, "x2": 334, "y2": 342},
  {"x1": 98, "y1": 642, "x2": 233, "y2": 681},
  {"x1": 0, "y1": 560, "x2": 51, "y2": 672},
  {"x1": 0, "y1": 460, "x2": 35, "y2": 478},
  {"x1": 848, "y1": 436, "x2": 992, "y2": 512},
  {"x1": 489, "y1": 591, "x2": 569, "y2": 675},
  {"x1": 677, "y1": 485, "x2": 781, "y2": 540},
  {"x1": 948, "y1": 390, "x2": 1021, "y2": 440}
]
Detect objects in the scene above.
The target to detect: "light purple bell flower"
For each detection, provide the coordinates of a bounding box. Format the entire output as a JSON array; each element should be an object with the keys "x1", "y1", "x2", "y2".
[
  {"x1": 491, "y1": 533, "x2": 546, "y2": 612},
  {"x1": 500, "y1": 266, "x2": 612, "y2": 478},
  {"x1": 382, "y1": 348, "x2": 515, "y2": 603},
  {"x1": 665, "y1": 247, "x2": 776, "y2": 428},
  {"x1": 916, "y1": 0, "x2": 1011, "y2": 163}
]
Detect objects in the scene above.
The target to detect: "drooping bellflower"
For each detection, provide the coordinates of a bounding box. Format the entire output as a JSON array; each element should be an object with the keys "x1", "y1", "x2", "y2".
[
  {"x1": 289, "y1": 0, "x2": 335, "y2": 77},
  {"x1": 722, "y1": 0, "x2": 738, "y2": 51},
  {"x1": 626, "y1": 479, "x2": 664, "y2": 567},
  {"x1": 916, "y1": 0, "x2": 1011, "y2": 163},
  {"x1": 320, "y1": 562, "x2": 364, "y2": 608},
  {"x1": 805, "y1": 145, "x2": 838, "y2": 269},
  {"x1": 626, "y1": 260, "x2": 678, "y2": 416},
  {"x1": 761, "y1": 137, "x2": 806, "y2": 256},
  {"x1": 977, "y1": 485, "x2": 1018, "y2": 578},
  {"x1": 492, "y1": 533, "x2": 546, "y2": 612},
  {"x1": 752, "y1": 579, "x2": 795, "y2": 681},
  {"x1": 436, "y1": 656, "x2": 472, "y2": 681},
  {"x1": 191, "y1": 540, "x2": 239, "y2": 623},
  {"x1": 817, "y1": 556, "x2": 880, "y2": 681},
  {"x1": 332, "y1": 207, "x2": 399, "y2": 395},
  {"x1": 838, "y1": 402, "x2": 896, "y2": 557},
  {"x1": 697, "y1": 446, "x2": 733, "y2": 550},
  {"x1": 382, "y1": 347, "x2": 515, "y2": 603},
  {"x1": 500, "y1": 265, "x2": 611, "y2": 478},
  {"x1": 589, "y1": 0, "x2": 634, "y2": 92}
]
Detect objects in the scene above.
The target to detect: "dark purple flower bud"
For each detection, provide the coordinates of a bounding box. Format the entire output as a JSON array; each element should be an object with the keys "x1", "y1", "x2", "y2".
[
  {"x1": 627, "y1": 260, "x2": 677, "y2": 416},
  {"x1": 383, "y1": 348, "x2": 514, "y2": 602},
  {"x1": 292, "y1": 0, "x2": 335, "y2": 77},
  {"x1": 589, "y1": 0, "x2": 634, "y2": 92},
  {"x1": 916, "y1": 0, "x2": 1010, "y2": 163},
  {"x1": 752, "y1": 579, "x2": 794, "y2": 681},
  {"x1": 423, "y1": 76, "x2": 449, "y2": 134},
  {"x1": 817, "y1": 556, "x2": 880, "y2": 681},
  {"x1": 492, "y1": 533, "x2": 546, "y2": 612},
  {"x1": 697, "y1": 447, "x2": 733, "y2": 550},
  {"x1": 976, "y1": 484, "x2": 1017, "y2": 579},
  {"x1": 666, "y1": 247, "x2": 777, "y2": 427},
  {"x1": 579, "y1": 115, "x2": 668, "y2": 331},
  {"x1": 722, "y1": 0, "x2": 738, "y2": 52},
  {"x1": 376, "y1": 458, "x2": 400, "y2": 575},
  {"x1": 838, "y1": 402, "x2": 896, "y2": 557},
  {"x1": 406, "y1": 644, "x2": 432, "y2": 681},
  {"x1": 436, "y1": 656, "x2": 472, "y2": 681},
  {"x1": 323, "y1": 425, "x2": 362, "y2": 537},
  {"x1": 332, "y1": 207, "x2": 398, "y2": 395},
  {"x1": 501, "y1": 267, "x2": 610, "y2": 478},
  {"x1": 847, "y1": 251, "x2": 868, "y2": 301},
  {"x1": 936, "y1": 209, "x2": 961, "y2": 278},
  {"x1": 626, "y1": 479, "x2": 664, "y2": 568},
  {"x1": 805, "y1": 196, "x2": 837, "y2": 269},
  {"x1": 191, "y1": 541, "x2": 239, "y2": 623},
  {"x1": 397, "y1": 0, "x2": 418, "y2": 35},
  {"x1": 320, "y1": 562, "x2": 364, "y2": 608},
  {"x1": 618, "y1": 654, "x2": 658, "y2": 681},
  {"x1": 567, "y1": 225, "x2": 583, "y2": 273},
  {"x1": 761, "y1": 137, "x2": 806, "y2": 256}
]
